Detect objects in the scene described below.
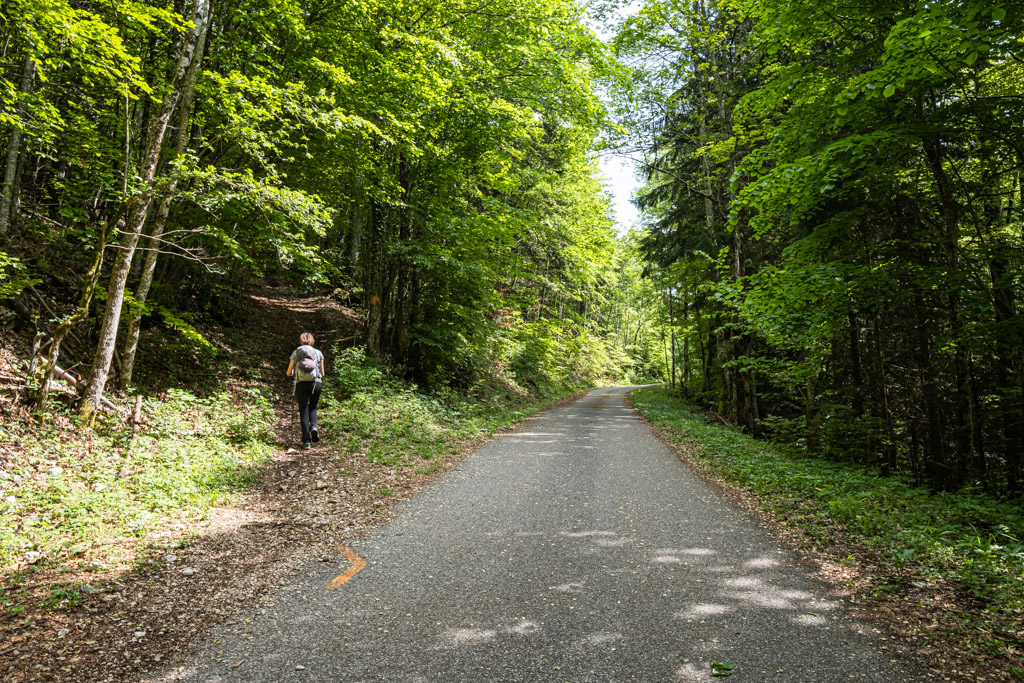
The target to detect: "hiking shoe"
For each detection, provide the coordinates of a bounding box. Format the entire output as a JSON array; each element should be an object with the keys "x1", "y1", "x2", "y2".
[
  {"x1": 310, "y1": 426, "x2": 320, "y2": 443},
  {"x1": 301, "y1": 441, "x2": 312, "y2": 450}
]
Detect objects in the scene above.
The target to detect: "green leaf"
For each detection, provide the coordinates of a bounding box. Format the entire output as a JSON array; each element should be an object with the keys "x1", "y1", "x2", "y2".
[
  {"x1": 992, "y1": 7, "x2": 1006, "y2": 21},
  {"x1": 712, "y1": 662, "x2": 735, "y2": 677},
  {"x1": 964, "y1": 52, "x2": 979, "y2": 66},
  {"x1": 882, "y1": 84, "x2": 896, "y2": 98}
]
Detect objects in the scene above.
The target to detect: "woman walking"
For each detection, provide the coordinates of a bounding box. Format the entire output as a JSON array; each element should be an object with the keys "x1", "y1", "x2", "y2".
[{"x1": 286, "y1": 332, "x2": 325, "y2": 449}]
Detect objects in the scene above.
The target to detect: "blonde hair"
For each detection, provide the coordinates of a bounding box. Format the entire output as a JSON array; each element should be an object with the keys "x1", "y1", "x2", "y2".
[{"x1": 299, "y1": 332, "x2": 314, "y2": 346}]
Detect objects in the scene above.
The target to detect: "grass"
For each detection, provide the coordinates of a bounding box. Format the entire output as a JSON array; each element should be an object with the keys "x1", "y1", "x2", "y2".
[
  {"x1": 321, "y1": 383, "x2": 578, "y2": 472},
  {"x1": 631, "y1": 386, "x2": 1024, "y2": 675},
  {"x1": 1, "y1": 346, "x2": 582, "y2": 621},
  {"x1": 320, "y1": 346, "x2": 582, "y2": 472},
  {"x1": 0, "y1": 386, "x2": 276, "y2": 612}
]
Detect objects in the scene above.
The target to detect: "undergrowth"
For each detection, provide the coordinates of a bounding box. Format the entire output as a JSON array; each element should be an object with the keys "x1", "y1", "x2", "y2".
[
  {"x1": 631, "y1": 387, "x2": 1024, "y2": 675},
  {"x1": 0, "y1": 387, "x2": 275, "y2": 609},
  {"x1": 0, "y1": 344, "x2": 586, "y2": 621},
  {"x1": 321, "y1": 345, "x2": 582, "y2": 472}
]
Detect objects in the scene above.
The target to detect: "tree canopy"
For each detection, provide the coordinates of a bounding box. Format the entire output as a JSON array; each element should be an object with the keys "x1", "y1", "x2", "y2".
[
  {"x1": 613, "y1": 0, "x2": 1023, "y2": 495},
  {"x1": 1, "y1": 0, "x2": 672, "y2": 416}
]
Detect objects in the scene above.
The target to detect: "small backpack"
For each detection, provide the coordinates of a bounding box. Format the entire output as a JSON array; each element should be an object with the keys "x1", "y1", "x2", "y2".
[{"x1": 294, "y1": 345, "x2": 319, "y2": 382}]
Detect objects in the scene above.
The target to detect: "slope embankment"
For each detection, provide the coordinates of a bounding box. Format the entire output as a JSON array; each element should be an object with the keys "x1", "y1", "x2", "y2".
[{"x1": 0, "y1": 286, "x2": 579, "y2": 682}]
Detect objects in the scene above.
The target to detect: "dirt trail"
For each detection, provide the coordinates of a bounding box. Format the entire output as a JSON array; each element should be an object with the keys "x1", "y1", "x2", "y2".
[
  {"x1": 0, "y1": 287, "x2": 435, "y2": 682},
  {"x1": 241, "y1": 286, "x2": 357, "y2": 447}
]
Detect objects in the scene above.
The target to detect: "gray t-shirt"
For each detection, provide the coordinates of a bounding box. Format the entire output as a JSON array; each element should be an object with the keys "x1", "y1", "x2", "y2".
[{"x1": 290, "y1": 345, "x2": 324, "y2": 381}]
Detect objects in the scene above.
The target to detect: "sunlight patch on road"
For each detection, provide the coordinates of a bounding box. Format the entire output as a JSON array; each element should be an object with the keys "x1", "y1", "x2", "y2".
[
  {"x1": 441, "y1": 628, "x2": 498, "y2": 647},
  {"x1": 677, "y1": 603, "x2": 734, "y2": 619},
  {"x1": 439, "y1": 620, "x2": 541, "y2": 649},
  {"x1": 652, "y1": 548, "x2": 716, "y2": 563},
  {"x1": 551, "y1": 582, "x2": 585, "y2": 593},
  {"x1": 795, "y1": 613, "x2": 829, "y2": 626},
  {"x1": 596, "y1": 536, "x2": 634, "y2": 547},
  {"x1": 583, "y1": 632, "x2": 623, "y2": 646},
  {"x1": 737, "y1": 591, "x2": 794, "y2": 610},
  {"x1": 504, "y1": 620, "x2": 540, "y2": 636},
  {"x1": 744, "y1": 556, "x2": 781, "y2": 568},
  {"x1": 675, "y1": 661, "x2": 713, "y2": 680}
]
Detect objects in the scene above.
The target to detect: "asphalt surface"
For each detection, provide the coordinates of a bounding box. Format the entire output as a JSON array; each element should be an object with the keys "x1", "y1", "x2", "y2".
[{"x1": 162, "y1": 387, "x2": 929, "y2": 682}]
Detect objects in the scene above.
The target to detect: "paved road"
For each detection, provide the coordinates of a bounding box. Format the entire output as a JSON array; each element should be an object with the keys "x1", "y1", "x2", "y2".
[{"x1": 164, "y1": 387, "x2": 928, "y2": 682}]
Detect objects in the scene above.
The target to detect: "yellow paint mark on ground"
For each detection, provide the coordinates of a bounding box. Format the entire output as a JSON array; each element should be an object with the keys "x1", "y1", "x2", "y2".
[{"x1": 328, "y1": 546, "x2": 367, "y2": 589}]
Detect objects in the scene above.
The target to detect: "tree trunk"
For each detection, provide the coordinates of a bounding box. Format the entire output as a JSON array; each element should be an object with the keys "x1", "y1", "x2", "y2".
[
  {"x1": 79, "y1": 0, "x2": 211, "y2": 423},
  {"x1": 0, "y1": 55, "x2": 36, "y2": 238},
  {"x1": 683, "y1": 335, "x2": 690, "y2": 386},
  {"x1": 698, "y1": 311, "x2": 709, "y2": 389},
  {"x1": 924, "y1": 133, "x2": 968, "y2": 489},
  {"x1": 36, "y1": 213, "x2": 119, "y2": 411},
  {"x1": 120, "y1": 10, "x2": 210, "y2": 390},
  {"x1": 990, "y1": 247, "x2": 1023, "y2": 495},
  {"x1": 870, "y1": 315, "x2": 897, "y2": 476},
  {"x1": 9, "y1": 137, "x2": 27, "y2": 228},
  {"x1": 915, "y1": 301, "x2": 948, "y2": 490},
  {"x1": 803, "y1": 361, "x2": 820, "y2": 453},
  {"x1": 392, "y1": 153, "x2": 414, "y2": 368},
  {"x1": 666, "y1": 289, "x2": 676, "y2": 389},
  {"x1": 364, "y1": 197, "x2": 386, "y2": 358},
  {"x1": 967, "y1": 351, "x2": 985, "y2": 487}
]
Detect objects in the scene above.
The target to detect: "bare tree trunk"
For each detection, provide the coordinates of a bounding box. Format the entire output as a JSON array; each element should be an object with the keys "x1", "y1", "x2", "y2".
[
  {"x1": 79, "y1": 0, "x2": 210, "y2": 423},
  {"x1": 666, "y1": 289, "x2": 676, "y2": 389},
  {"x1": 346, "y1": 205, "x2": 363, "y2": 275},
  {"x1": 990, "y1": 247, "x2": 1023, "y2": 495},
  {"x1": 924, "y1": 132, "x2": 968, "y2": 489},
  {"x1": 804, "y1": 370, "x2": 820, "y2": 453},
  {"x1": 120, "y1": 11, "x2": 210, "y2": 391},
  {"x1": 35, "y1": 211, "x2": 121, "y2": 411},
  {"x1": 915, "y1": 300, "x2": 948, "y2": 490},
  {"x1": 9, "y1": 140, "x2": 27, "y2": 226},
  {"x1": 681, "y1": 281, "x2": 691, "y2": 386},
  {"x1": 0, "y1": 55, "x2": 35, "y2": 238}
]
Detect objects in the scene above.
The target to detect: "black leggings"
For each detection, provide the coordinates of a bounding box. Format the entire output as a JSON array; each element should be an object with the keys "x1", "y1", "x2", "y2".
[{"x1": 295, "y1": 380, "x2": 322, "y2": 442}]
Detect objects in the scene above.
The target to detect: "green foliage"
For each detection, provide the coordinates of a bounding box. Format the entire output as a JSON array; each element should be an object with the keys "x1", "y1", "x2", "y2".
[
  {"x1": 1, "y1": 0, "x2": 671, "y2": 398},
  {"x1": 0, "y1": 252, "x2": 40, "y2": 300},
  {"x1": 331, "y1": 346, "x2": 396, "y2": 398},
  {"x1": 616, "y1": 0, "x2": 1024, "y2": 494},
  {"x1": 0, "y1": 390, "x2": 275, "y2": 570},
  {"x1": 711, "y1": 662, "x2": 735, "y2": 677},
  {"x1": 324, "y1": 345, "x2": 580, "y2": 469},
  {"x1": 153, "y1": 305, "x2": 218, "y2": 357},
  {"x1": 41, "y1": 582, "x2": 92, "y2": 611}
]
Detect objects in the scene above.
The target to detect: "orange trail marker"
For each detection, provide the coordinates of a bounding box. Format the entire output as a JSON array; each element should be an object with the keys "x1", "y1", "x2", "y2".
[{"x1": 328, "y1": 546, "x2": 366, "y2": 589}]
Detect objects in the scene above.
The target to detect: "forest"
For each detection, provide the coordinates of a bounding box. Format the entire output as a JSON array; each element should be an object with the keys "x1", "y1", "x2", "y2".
[
  {"x1": 0, "y1": 0, "x2": 670, "y2": 419},
  {"x1": 0, "y1": 0, "x2": 1022, "y2": 679},
  {"x1": 615, "y1": 0, "x2": 1024, "y2": 497}
]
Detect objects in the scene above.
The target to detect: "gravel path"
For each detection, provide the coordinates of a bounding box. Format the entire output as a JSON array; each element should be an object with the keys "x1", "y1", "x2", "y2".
[{"x1": 159, "y1": 386, "x2": 929, "y2": 682}]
